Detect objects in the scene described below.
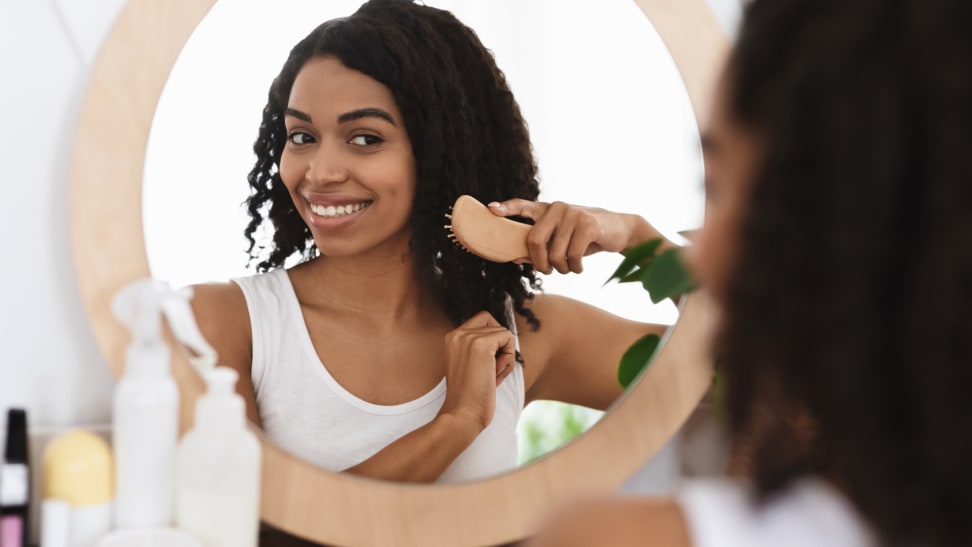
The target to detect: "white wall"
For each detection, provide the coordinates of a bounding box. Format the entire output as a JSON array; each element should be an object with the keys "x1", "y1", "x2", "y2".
[{"x1": 0, "y1": 0, "x2": 127, "y2": 435}]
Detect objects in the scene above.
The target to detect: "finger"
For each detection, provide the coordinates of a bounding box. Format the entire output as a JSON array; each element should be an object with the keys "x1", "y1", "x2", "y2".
[
  {"x1": 495, "y1": 361, "x2": 515, "y2": 385},
  {"x1": 526, "y1": 203, "x2": 566, "y2": 274},
  {"x1": 468, "y1": 328, "x2": 515, "y2": 355},
  {"x1": 493, "y1": 338, "x2": 517, "y2": 377},
  {"x1": 495, "y1": 352, "x2": 514, "y2": 377},
  {"x1": 547, "y1": 209, "x2": 579, "y2": 274},
  {"x1": 487, "y1": 198, "x2": 548, "y2": 220},
  {"x1": 548, "y1": 230, "x2": 574, "y2": 274},
  {"x1": 566, "y1": 221, "x2": 599, "y2": 274},
  {"x1": 445, "y1": 313, "x2": 505, "y2": 351},
  {"x1": 495, "y1": 327, "x2": 516, "y2": 354}
]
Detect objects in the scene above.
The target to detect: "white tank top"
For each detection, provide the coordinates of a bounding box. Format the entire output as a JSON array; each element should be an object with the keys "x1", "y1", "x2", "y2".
[
  {"x1": 232, "y1": 269, "x2": 525, "y2": 483},
  {"x1": 676, "y1": 478, "x2": 877, "y2": 547}
]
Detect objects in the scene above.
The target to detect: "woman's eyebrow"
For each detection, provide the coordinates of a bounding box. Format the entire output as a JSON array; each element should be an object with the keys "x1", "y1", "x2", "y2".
[
  {"x1": 285, "y1": 108, "x2": 311, "y2": 122},
  {"x1": 338, "y1": 107, "x2": 396, "y2": 126}
]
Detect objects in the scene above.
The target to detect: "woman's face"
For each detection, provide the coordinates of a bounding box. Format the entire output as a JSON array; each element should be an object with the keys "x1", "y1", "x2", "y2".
[
  {"x1": 688, "y1": 74, "x2": 763, "y2": 303},
  {"x1": 280, "y1": 56, "x2": 417, "y2": 259}
]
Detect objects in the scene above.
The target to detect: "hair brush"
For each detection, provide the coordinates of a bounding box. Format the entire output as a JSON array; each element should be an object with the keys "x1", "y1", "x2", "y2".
[{"x1": 445, "y1": 195, "x2": 531, "y2": 263}]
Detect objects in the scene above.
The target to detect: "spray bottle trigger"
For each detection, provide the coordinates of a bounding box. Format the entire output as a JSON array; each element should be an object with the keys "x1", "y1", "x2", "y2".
[{"x1": 160, "y1": 287, "x2": 219, "y2": 376}]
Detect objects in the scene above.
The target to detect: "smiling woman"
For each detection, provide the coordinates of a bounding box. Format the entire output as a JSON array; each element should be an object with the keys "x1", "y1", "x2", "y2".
[
  {"x1": 71, "y1": 0, "x2": 727, "y2": 543},
  {"x1": 143, "y1": 0, "x2": 708, "y2": 469},
  {"x1": 187, "y1": 0, "x2": 680, "y2": 485}
]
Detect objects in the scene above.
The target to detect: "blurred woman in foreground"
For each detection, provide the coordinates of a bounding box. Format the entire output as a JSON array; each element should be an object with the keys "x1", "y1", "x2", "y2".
[{"x1": 531, "y1": 0, "x2": 972, "y2": 545}]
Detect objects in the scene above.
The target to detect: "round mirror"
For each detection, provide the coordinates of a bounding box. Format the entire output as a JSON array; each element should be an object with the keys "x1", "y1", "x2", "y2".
[
  {"x1": 142, "y1": 0, "x2": 703, "y2": 472},
  {"x1": 70, "y1": 0, "x2": 725, "y2": 543}
]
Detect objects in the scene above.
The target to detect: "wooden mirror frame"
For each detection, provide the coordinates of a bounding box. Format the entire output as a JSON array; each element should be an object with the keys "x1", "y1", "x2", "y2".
[{"x1": 69, "y1": 1, "x2": 727, "y2": 544}]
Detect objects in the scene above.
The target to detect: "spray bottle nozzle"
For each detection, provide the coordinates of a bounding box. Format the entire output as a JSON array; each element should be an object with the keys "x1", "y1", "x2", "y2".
[
  {"x1": 113, "y1": 279, "x2": 219, "y2": 377},
  {"x1": 112, "y1": 279, "x2": 172, "y2": 346}
]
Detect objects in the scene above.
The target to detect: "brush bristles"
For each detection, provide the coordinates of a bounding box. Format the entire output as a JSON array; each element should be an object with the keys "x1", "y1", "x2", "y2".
[{"x1": 444, "y1": 203, "x2": 472, "y2": 254}]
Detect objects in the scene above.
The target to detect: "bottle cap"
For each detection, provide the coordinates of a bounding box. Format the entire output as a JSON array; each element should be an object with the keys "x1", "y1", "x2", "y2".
[
  {"x1": 4, "y1": 408, "x2": 27, "y2": 463},
  {"x1": 42, "y1": 430, "x2": 113, "y2": 507},
  {"x1": 113, "y1": 279, "x2": 173, "y2": 379},
  {"x1": 195, "y1": 367, "x2": 246, "y2": 431},
  {"x1": 112, "y1": 279, "x2": 170, "y2": 346},
  {"x1": 114, "y1": 279, "x2": 222, "y2": 379},
  {"x1": 1, "y1": 408, "x2": 29, "y2": 506}
]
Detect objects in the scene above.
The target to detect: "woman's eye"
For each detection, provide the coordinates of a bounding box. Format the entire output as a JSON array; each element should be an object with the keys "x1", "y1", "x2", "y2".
[
  {"x1": 288, "y1": 132, "x2": 314, "y2": 145},
  {"x1": 349, "y1": 134, "x2": 382, "y2": 146}
]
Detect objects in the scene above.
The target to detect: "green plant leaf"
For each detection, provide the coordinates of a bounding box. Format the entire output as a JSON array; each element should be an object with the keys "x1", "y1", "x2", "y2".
[
  {"x1": 618, "y1": 333, "x2": 661, "y2": 389},
  {"x1": 641, "y1": 248, "x2": 695, "y2": 304},
  {"x1": 605, "y1": 238, "x2": 663, "y2": 285},
  {"x1": 618, "y1": 269, "x2": 645, "y2": 284}
]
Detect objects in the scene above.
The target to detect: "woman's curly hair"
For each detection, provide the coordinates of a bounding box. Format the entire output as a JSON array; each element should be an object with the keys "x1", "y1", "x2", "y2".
[
  {"x1": 244, "y1": 0, "x2": 541, "y2": 330},
  {"x1": 718, "y1": 0, "x2": 972, "y2": 545}
]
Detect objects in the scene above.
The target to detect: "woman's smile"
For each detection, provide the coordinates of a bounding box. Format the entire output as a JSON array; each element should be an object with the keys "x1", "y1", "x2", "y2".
[
  {"x1": 309, "y1": 201, "x2": 372, "y2": 219},
  {"x1": 303, "y1": 193, "x2": 375, "y2": 228},
  {"x1": 304, "y1": 198, "x2": 373, "y2": 230}
]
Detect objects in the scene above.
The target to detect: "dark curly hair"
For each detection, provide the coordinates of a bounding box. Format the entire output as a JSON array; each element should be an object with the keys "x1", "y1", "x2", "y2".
[
  {"x1": 717, "y1": 0, "x2": 972, "y2": 545},
  {"x1": 244, "y1": 0, "x2": 541, "y2": 330}
]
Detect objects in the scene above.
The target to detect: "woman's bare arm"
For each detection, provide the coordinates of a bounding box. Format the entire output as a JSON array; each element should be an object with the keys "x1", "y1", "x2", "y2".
[
  {"x1": 519, "y1": 294, "x2": 667, "y2": 410},
  {"x1": 190, "y1": 282, "x2": 261, "y2": 426},
  {"x1": 527, "y1": 498, "x2": 692, "y2": 547}
]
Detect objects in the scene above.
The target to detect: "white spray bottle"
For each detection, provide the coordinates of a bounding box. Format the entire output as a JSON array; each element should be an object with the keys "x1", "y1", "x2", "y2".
[
  {"x1": 111, "y1": 279, "x2": 183, "y2": 528},
  {"x1": 175, "y1": 367, "x2": 261, "y2": 547}
]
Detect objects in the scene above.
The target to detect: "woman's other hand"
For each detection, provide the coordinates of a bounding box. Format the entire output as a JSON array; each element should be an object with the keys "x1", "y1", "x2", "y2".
[
  {"x1": 487, "y1": 199, "x2": 661, "y2": 274},
  {"x1": 439, "y1": 311, "x2": 517, "y2": 432}
]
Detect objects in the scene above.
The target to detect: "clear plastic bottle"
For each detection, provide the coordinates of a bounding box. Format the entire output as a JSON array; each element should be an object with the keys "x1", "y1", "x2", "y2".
[
  {"x1": 111, "y1": 279, "x2": 180, "y2": 528},
  {"x1": 175, "y1": 367, "x2": 261, "y2": 547}
]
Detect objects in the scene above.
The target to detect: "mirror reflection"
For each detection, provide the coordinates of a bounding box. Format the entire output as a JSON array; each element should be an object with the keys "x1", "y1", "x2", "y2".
[{"x1": 143, "y1": 0, "x2": 702, "y2": 482}]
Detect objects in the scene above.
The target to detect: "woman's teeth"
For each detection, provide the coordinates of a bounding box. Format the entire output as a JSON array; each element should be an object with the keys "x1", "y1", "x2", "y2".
[{"x1": 310, "y1": 201, "x2": 371, "y2": 218}]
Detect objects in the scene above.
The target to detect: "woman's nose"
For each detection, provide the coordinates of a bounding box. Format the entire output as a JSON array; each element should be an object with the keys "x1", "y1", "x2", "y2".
[{"x1": 306, "y1": 142, "x2": 349, "y2": 184}]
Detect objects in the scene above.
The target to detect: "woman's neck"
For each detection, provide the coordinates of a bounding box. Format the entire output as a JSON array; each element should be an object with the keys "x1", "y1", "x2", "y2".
[{"x1": 291, "y1": 250, "x2": 441, "y2": 323}]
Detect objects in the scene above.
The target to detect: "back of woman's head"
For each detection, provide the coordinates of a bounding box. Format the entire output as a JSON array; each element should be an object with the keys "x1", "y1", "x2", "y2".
[
  {"x1": 244, "y1": 0, "x2": 541, "y2": 329},
  {"x1": 718, "y1": 0, "x2": 972, "y2": 544}
]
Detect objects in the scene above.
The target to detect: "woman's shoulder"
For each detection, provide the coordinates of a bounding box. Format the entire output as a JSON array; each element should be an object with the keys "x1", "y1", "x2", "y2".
[
  {"x1": 675, "y1": 478, "x2": 876, "y2": 547},
  {"x1": 528, "y1": 496, "x2": 691, "y2": 547},
  {"x1": 188, "y1": 281, "x2": 251, "y2": 341},
  {"x1": 188, "y1": 281, "x2": 254, "y2": 385},
  {"x1": 516, "y1": 293, "x2": 600, "y2": 326},
  {"x1": 190, "y1": 281, "x2": 247, "y2": 315},
  {"x1": 521, "y1": 292, "x2": 646, "y2": 321}
]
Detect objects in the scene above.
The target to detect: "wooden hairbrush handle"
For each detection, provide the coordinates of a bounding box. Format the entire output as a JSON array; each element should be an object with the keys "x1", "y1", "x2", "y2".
[{"x1": 447, "y1": 195, "x2": 532, "y2": 263}]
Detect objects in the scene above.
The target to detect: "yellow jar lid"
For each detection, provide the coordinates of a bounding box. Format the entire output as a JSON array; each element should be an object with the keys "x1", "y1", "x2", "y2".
[{"x1": 42, "y1": 430, "x2": 113, "y2": 507}]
